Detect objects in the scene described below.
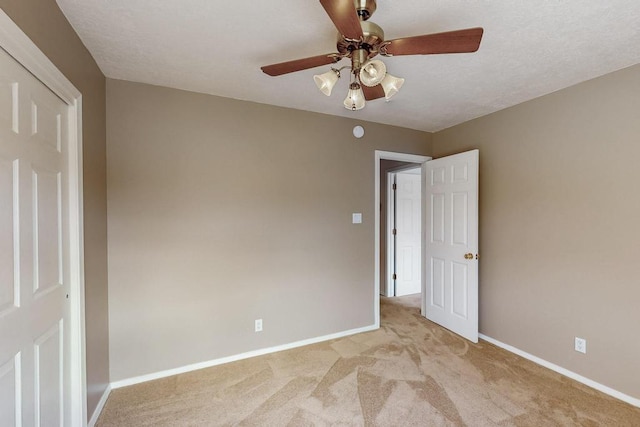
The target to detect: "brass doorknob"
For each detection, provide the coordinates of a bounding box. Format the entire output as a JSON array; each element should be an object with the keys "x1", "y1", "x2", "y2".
[{"x1": 464, "y1": 253, "x2": 473, "y2": 260}]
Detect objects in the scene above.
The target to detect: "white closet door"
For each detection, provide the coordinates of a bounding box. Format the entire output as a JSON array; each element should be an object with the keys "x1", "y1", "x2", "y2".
[{"x1": 0, "y1": 47, "x2": 72, "y2": 427}]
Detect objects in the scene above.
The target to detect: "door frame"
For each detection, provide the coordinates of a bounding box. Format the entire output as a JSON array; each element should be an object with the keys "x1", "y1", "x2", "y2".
[
  {"x1": 0, "y1": 9, "x2": 87, "y2": 426},
  {"x1": 385, "y1": 171, "x2": 395, "y2": 297},
  {"x1": 374, "y1": 151, "x2": 430, "y2": 327}
]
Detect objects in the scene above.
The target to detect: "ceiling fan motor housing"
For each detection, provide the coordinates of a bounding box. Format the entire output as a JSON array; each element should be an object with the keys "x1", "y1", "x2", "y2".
[{"x1": 336, "y1": 20, "x2": 384, "y2": 59}]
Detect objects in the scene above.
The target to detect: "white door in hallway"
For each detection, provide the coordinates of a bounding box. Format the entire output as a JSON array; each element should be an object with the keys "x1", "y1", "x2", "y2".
[
  {"x1": 394, "y1": 171, "x2": 421, "y2": 296},
  {"x1": 423, "y1": 150, "x2": 479, "y2": 343},
  {"x1": 0, "y1": 47, "x2": 72, "y2": 426}
]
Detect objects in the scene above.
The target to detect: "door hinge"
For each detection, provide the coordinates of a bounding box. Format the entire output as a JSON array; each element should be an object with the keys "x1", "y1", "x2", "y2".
[
  {"x1": 392, "y1": 228, "x2": 397, "y2": 235},
  {"x1": 392, "y1": 183, "x2": 397, "y2": 190},
  {"x1": 392, "y1": 274, "x2": 397, "y2": 280}
]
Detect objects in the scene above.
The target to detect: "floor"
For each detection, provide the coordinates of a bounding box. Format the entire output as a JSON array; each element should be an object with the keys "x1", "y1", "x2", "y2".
[{"x1": 96, "y1": 294, "x2": 640, "y2": 426}]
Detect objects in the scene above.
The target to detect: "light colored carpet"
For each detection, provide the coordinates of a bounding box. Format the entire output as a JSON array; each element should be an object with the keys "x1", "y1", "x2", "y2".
[{"x1": 97, "y1": 295, "x2": 640, "y2": 426}]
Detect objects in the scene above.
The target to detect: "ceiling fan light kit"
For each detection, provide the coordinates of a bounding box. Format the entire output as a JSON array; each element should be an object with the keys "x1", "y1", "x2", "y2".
[
  {"x1": 359, "y1": 59, "x2": 386, "y2": 87},
  {"x1": 313, "y1": 68, "x2": 341, "y2": 96},
  {"x1": 344, "y1": 82, "x2": 366, "y2": 110},
  {"x1": 380, "y1": 74, "x2": 405, "y2": 101},
  {"x1": 261, "y1": 0, "x2": 484, "y2": 111}
]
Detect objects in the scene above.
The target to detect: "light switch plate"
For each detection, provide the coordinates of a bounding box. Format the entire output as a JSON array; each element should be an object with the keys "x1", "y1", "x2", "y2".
[{"x1": 352, "y1": 213, "x2": 362, "y2": 224}]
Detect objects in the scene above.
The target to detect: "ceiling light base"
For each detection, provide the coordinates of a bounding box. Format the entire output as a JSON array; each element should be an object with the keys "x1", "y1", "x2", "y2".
[
  {"x1": 336, "y1": 20, "x2": 385, "y2": 59},
  {"x1": 354, "y1": 0, "x2": 377, "y2": 21}
]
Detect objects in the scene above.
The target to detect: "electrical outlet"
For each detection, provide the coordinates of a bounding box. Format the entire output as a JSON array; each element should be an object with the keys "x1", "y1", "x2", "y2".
[
  {"x1": 255, "y1": 319, "x2": 263, "y2": 332},
  {"x1": 575, "y1": 337, "x2": 586, "y2": 354}
]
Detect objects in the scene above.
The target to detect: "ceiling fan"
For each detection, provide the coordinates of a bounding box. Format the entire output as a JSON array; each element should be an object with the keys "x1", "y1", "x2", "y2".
[{"x1": 261, "y1": 0, "x2": 483, "y2": 111}]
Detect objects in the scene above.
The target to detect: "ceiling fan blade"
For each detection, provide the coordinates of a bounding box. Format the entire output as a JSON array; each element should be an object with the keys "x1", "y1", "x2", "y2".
[
  {"x1": 261, "y1": 54, "x2": 341, "y2": 76},
  {"x1": 385, "y1": 27, "x2": 484, "y2": 56},
  {"x1": 362, "y1": 84, "x2": 385, "y2": 101},
  {"x1": 319, "y1": 0, "x2": 363, "y2": 40}
]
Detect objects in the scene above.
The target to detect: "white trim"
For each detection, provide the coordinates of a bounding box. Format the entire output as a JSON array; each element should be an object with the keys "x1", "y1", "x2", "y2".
[
  {"x1": 0, "y1": 10, "x2": 81, "y2": 103},
  {"x1": 87, "y1": 384, "x2": 111, "y2": 427},
  {"x1": 479, "y1": 334, "x2": 640, "y2": 408},
  {"x1": 0, "y1": 9, "x2": 87, "y2": 426},
  {"x1": 68, "y1": 95, "x2": 87, "y2": 427},
  {"x1": 420, "y1": 163, "x2": 427, "y2": 316},
  {"x1": 385, "y1": 171, "x2": 395, "y2": 297},
  {"x1": 374, "y1": 151, "x2": 431, "y2": 327},
  {"x1": 111, "y1": 324, "x2": 377, "y2": 389}
]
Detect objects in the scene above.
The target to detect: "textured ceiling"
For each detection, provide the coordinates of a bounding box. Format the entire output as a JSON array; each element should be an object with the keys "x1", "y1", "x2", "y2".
[{"x1": 56, "y1": 0, "x2": 640, "y2": 132}]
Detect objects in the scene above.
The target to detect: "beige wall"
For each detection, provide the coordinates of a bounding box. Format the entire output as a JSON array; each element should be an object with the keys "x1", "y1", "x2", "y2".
[
  {"x1": 433, "y1": 64, "x2": 640, "y2": 399},
  {"x1": 0, "y1": 0, "x2": 109, "y2": 418},
  {"x1": 106, "y1": 79, "x2": 432, "y2": 381}
]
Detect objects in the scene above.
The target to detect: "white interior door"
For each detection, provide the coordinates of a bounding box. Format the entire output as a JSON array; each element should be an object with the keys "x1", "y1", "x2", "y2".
[
  {"x1": 423, "y1": 150, "x2": 479, "y2": 343},
  {"x1": 394, "y1": 171, "x2": 421, "y2": 296},
  {"x1": 0, "y1": 47, "x2": 72, "y2": 426}
]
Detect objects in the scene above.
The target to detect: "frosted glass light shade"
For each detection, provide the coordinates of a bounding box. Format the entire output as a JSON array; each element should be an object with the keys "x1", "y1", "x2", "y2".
[
  {"x1": 343, "y1": 82, "x2": 365, "y2": 111},
  {"x1": 359, "y1": 60, "x2": 387, "y2": 87},
  {"x1": 313, "y1": 69, "x2": 340, "y2": 96},
  {"x1": 380, "y1": 73, "x2": 405, "y2": 100}
]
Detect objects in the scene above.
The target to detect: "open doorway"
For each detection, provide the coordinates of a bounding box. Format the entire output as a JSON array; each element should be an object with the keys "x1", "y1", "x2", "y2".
[
  {"x1": 373, "y1": 151, "x2": 431, "y2": 327},
  {"x1": 375, "y1": 150, "x2": 480, "y2": 342}
]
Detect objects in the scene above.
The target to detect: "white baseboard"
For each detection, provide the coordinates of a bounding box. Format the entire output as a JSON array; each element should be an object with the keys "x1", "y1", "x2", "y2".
[
  {"x1": 110, "y1": 324, "x2": 378, "y2": 389},
  {"x1": 87, "y1": 384, "x2": 112, "y2": 427},
  {"x1": 479, "y1": 334, "x2": 640, "y2": 408}
]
